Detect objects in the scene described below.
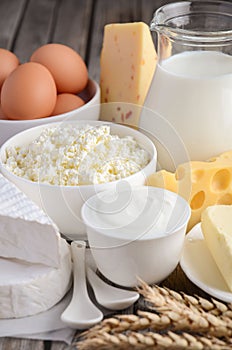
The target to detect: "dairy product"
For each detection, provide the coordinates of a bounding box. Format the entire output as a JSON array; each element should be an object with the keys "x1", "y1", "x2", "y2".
[
  {"x1": 144, "y1": 51, "x2": 232, "y2": 168},
  {"x1": 146, "y1": 150, "x2": 232, "y2": 231},
  {"x1": 82, "y1": 186, "x2": 189, "y2": 240},
  {"x1": 0, "y1": 239, "x2": 72, "y2": 318},
  {"x1": 4, "y1": 124, "x2": 150, "y2": 186},
  {"x1": 0, "y1": 173, "x2": 61, "y2": 267},
  {"x1": 0, "y1": 174, "x2": 72, "y2": 318},
  {"x1": 201, "y1": 205, "x2": 232, "y2": 292},
  {"x1": 100, "y1": 22, "x2": 157, "y2": 127}
]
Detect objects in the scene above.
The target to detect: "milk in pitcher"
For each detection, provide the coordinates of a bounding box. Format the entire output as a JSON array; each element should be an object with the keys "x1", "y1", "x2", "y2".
[
  {"x1": 146, "y1": 1, "x2": 232, "y2": 170},
  {"x1": 145, "y1": 51, "x2": 232, "y2": 164}
]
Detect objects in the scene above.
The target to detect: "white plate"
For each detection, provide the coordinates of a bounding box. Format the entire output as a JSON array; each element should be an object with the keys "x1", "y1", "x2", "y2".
[{"x1": 180, "y1": 223, "x2": 232, "y2": 302}]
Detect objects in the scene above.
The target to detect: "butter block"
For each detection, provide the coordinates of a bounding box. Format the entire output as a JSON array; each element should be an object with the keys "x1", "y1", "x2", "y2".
[
  {"x1": 201, "y1": 205, "x2": 232, "y2": 292},
  {"x1": 146, "y1": 150, "x2": 232, "y2": 230},
  {"x1": 0, "y1": 174, "x2": 61, "y2": 267},
  {"x1": 100, "y1": 22, "x2": 157, "y2": 127}
]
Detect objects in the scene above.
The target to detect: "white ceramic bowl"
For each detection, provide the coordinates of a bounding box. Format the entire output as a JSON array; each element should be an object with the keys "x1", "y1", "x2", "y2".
[
  {"x1": 0, "y1": 78, "x2": 100, "y2": 146},
  {"x1": 82, "y1": 186, "x2": 191, "y2": 287},
  {"x1": 0, "y1": 121, "x2": 157, "y2": 240}
]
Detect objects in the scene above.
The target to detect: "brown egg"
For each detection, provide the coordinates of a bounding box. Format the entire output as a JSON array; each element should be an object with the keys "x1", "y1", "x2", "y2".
[
  {"x1": 51, "y1": 93, "x2": 85, "y2": 116},
  {"x1": 1, "y1": 62, "x2": 57, "y2": 120},
  {"x1": 30, "y1": 43, "x2": 88, "y2": 94},
  {"x1": 0, "y1": 105, "x2": 7, "y2": 119},
  {"x1": 0, "y1": 49, "x2": 19, "y2": 90}
]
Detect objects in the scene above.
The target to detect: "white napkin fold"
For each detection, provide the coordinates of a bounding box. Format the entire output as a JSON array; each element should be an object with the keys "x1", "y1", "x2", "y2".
[
  {"x1": 12, "y1": 328, "x2": 76, "y2": 345},
  {"x1": 0, "y1": 290, "x2": 76, "y2": 344}
]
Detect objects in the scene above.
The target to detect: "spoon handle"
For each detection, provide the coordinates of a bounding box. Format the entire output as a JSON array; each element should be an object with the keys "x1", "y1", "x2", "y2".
[{"x1": 71, "y1": 241, "x2": 88, "y2": 301}]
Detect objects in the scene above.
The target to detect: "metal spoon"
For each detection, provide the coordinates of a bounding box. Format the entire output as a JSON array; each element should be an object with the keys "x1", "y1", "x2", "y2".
[
  {"x1": 61, "y1": 241, "x2": 103, "y2": 329},
  {"x1": 87, "y1": 267, "x2": 139, "y2": 310}
]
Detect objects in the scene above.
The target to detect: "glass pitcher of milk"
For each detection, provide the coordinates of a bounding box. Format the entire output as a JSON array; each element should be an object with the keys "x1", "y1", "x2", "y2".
[{"x1": 143, "y1": 0, "x2": 232, "y2": 170}]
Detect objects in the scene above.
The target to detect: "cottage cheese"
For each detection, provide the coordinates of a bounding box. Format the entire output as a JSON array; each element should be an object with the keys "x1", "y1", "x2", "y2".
[{"x1": 5, "y1": 124, "x2": 150, "y2": 186}]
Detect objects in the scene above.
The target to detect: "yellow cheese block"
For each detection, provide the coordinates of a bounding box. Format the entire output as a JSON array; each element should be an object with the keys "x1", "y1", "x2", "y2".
[
  {"x1": 146, "y1": 150, "x2": 232, "y2": 231},
  {"x1": 201, "y1": 205, "x2": 232, "y2": 292},
  {"x1": 100, "y1": 22, "x2": 157, "y2": 127}
]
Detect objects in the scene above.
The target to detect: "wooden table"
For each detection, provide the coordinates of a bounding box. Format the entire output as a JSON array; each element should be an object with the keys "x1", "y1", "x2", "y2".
[{"x1": 0, "y1": 0, "x2": 216, "y2": 349}]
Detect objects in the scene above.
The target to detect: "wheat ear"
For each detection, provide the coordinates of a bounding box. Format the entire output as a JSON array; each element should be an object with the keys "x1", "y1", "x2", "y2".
[
  {"x1": 138, "y1": 280, "x2": 232, "y2": 317},
  {"x1": 137, "y1": 281, "x2": 232, "y2": 337},
  {"x1": 79, "y1": 307, "x2": 232, "y2": 340},
  {"x1": 78, "y1": 330, "x2": 232, "y2": 350}
]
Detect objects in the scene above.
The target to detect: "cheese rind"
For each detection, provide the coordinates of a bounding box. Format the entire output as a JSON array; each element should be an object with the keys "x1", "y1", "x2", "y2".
[
  {"x1": 100, "y1": 22, "x2": 157, "y2": 127},
  {"x1": 201, "y1": 205, "x2": 232, "y2": 292},
  {"x1": 0, "y1": 239, "x2": 72, "y2": 318},
  {"x1": 146, "y1": 151, "x2": 232, "y2": 231},
  {"x1": 0, "y1": 174, "x2": 60, "y2": 267}
]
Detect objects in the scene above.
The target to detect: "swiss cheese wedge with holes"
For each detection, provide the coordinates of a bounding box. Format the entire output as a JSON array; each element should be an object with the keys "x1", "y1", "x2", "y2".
[{"x1": 146, "y1": 151, "x2": 232, "y2": 231}]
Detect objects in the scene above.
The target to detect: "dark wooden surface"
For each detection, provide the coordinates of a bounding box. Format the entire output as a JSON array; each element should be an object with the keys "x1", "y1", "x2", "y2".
[{"x1": 0, "y1": 0, "x2": 213, "y2": 349}]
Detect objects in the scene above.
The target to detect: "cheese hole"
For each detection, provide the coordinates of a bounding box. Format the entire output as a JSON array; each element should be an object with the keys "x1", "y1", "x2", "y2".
[
  {"x1": 192, "y1": 170, "x2": 204, "y2": 182},
  {"x1": 217, "y1": 193, "x2": 232, "y2": 205},
  {"x1": 211, "y1": 169, "x2": 231, "y2": 192},
  {"x1": 190, "y1": 191, "x2": 205, "y2": 210}
]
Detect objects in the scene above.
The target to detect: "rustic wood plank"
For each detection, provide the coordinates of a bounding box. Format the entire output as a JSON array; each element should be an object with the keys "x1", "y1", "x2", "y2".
[
  {"x1": 12, "y1": 0, "x2": 58, "y2": 63},
  {"x1": 51, "y1": 0, "x2": 94, "y2": 61},
  {"x1": 0, "y1": 0, "x2": 27, "y2": 49},
  {"x1": 141, "y1": 0, "x2": 179, "y2": 24},
  {"x1": 140, "y1": 0, "x2": 181, "y2": 49},
  {"x1": 50, "y1": 341, "x2": 75, "y2": 350},
  {"x1": 0, "y1": 338, "x2": 44, "y2": 350},
  {"x1": 87, "y1": 0, "x2": 141, "y2": 81}
]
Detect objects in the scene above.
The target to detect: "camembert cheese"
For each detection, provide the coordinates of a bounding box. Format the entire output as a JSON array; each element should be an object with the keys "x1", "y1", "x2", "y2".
[
  {"x1": 100, "y1": 22, "x2": 157, "y2": 127},
  {"x1": 201, "y1": 205, "x2": 232, "y2": 292},
  {"x1": 0, "y1": 239, "x2": 72, "y2": 318},
  {"x1": 0, "y1": 173, "x2": 60, "y2": 267},
  {"x1": 0, "y1": 174, "x2": 72, "y2": 318}
]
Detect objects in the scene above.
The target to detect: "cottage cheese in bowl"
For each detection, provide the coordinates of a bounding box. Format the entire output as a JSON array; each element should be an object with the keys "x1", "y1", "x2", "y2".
[
  {"x1": 5, "y1": 124, "x2": 150, "y2": 186},
  {"x1": 0, "y1": 121, "x2": 156, "y2": 238}
]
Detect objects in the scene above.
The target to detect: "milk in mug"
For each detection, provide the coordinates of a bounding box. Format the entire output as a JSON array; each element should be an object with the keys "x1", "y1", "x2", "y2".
[{"x1": 144, "y1": 51, "x2": 232, "y2": 167}]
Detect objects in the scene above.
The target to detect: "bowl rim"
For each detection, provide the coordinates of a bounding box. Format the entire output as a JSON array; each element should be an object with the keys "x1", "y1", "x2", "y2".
[
  {"x1": 81, "y1": 186, "x2": 191, "y2": 242},
  {"x1": 0, "y1": 120, "x2": 157, "y2": 189},
  {"x1": 0, "y1": 78, "x2": 100, "y2": 124}
]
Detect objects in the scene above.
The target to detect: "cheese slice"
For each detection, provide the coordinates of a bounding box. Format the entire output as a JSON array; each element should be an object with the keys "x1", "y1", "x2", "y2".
[
  {"x1": 146, "y1": 150, "x2": 232, "y2": 231},
  {"x1": 0, "y1": 174, "x2": 61, "y2": 267},
  {"x1": 0, "y1": 238, "x2": 72, "y2": 318},
  {"x1": 201, "y1": 205, "x2": 232, "y2": 292},
  {"x1": 100, "y1": 22, "x2": 157, "y2": 127}
]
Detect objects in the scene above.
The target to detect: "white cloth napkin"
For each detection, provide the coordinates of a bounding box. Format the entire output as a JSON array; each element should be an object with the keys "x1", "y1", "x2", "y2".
[{"x1": 0, "y1": 290, "x2": 76, "y2": 344}]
